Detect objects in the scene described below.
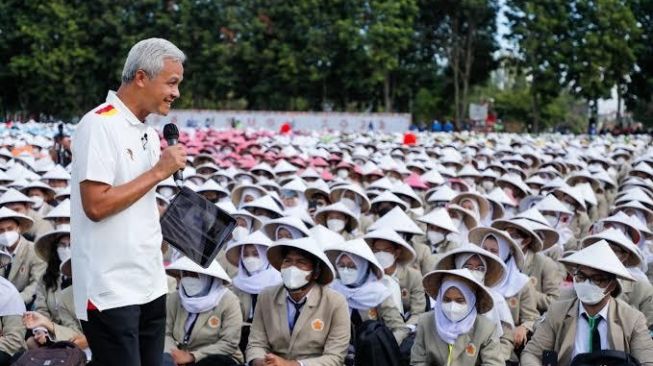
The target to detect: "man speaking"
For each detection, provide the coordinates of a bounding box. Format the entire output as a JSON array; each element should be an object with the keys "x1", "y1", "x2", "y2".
[{"x1": 70, "y1": 38, "x2": 186, "y2": 366}]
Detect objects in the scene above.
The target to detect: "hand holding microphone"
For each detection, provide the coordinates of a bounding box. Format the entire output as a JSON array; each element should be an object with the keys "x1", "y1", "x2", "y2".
[{"x1": 155, "y1": 123, "x2": 186, "y2": 186}]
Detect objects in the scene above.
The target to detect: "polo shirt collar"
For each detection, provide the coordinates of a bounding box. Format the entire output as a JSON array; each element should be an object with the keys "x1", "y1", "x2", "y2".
[{"x1": 106, "y1": 91, "x2": 144, "y2": 127}]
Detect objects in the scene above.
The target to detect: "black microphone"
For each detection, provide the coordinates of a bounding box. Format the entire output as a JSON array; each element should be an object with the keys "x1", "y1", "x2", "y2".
[{"x1": 163, "y1": 123, "x2": 183, "y2": 187}]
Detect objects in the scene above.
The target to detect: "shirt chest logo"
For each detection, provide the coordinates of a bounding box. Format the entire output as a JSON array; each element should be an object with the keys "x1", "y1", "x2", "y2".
[
  {"x1": 311, "y1": 319, "x2": 324, "y2": 331},
  {"x1": 208, "y1": 315, "x2": 220, "y2": 329}
]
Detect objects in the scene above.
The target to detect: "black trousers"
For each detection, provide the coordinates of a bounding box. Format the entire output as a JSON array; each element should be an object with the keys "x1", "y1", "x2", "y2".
[{"x1": 82, "y1": 294, "x2": 166, "y2": 366}]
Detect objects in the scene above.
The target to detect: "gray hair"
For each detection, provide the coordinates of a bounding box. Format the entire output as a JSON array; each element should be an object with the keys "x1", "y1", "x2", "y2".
[{"x1": 121, "y1": 38, "x2": 186, "y2": 83}]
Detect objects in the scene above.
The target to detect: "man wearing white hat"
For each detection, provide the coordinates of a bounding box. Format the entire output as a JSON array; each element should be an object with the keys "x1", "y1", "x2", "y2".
[
  {"x1": 521, "y1": 241, "x2": 653, "y2": 365},
  {"x1": 70, "y1": 38, "x2": 187, "y2": 366},
  {"x1": 246, "y1": 237, "x2": 350, "y2": 366}
]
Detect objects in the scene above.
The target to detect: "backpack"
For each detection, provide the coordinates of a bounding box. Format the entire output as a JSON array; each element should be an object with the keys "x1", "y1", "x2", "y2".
[
  {"x1": 13, "y1": 341, "x2": 86, "y2": 366},
  {"x1": 570, "y1": 350, "x2": 641, "y2": 366},
  {"x1": 354, "y1": 320, "x2": 402, "y2": 366}
]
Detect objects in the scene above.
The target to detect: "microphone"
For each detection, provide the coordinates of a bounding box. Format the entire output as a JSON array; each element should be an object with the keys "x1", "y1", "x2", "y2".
[{"x1": 163, "y1": 123, "x2": 184, "y2": 187}]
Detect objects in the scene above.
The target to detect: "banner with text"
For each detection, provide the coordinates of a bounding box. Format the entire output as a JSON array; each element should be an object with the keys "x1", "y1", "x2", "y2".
[{"x1": 148, "y1": 110, "x2": 411, "y2": 133}]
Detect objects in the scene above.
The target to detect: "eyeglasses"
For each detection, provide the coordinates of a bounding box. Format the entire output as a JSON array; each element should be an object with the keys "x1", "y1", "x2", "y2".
[
  {"x1": 462, "y1": 264, "x2": 486, "y2": 272},
  {"x1": 574, "y1": 270, "x2": 614, "y2": 288}
]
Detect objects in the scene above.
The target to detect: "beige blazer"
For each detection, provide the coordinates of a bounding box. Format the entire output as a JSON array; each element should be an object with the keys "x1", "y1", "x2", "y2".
[
  {"x1": 233, "y1": 287, "x2": 256, "y2": 324},
  {"x1": 411, "y1": 242, "x2": 433, "y2": 275},
  {"x1": 25, "y1": 209, "x2": 54, "y2": 241},
  {"x1": 0, "y1": 315, "x2": 25, "y2": 356},
  {"x1": 507, "y1": 282, "x2": 539, "y2": 332},
  {"x1": 246, "y1": 284, "x2": 350, "y2": 366},
  {"x1": 33, "y1": 282, "x2": 80, "y2": 342},
  {"x1": 55, "y1": 285, "x2": 83, "y2": 340},
  {"x1": 420, "y1": 240, "x2": 460, "y2": 275},
  {"x1": 619, "y1": 279, "x2": 653, "y2": 328},
  {"x1": 395, "y1": 264, "x2": 427, "y2": 327},
  {"x1": 165, "y1": 289, "x2": 244, "y2": 363},
  {"x1": 354, "y1": 296, "x2": 409, "y2": 345},
  {"x1": 4, "y1": 237, "x2": 46, "y2": 303},
  {"x1": 410, "y1": 311, "x2": 504, "y2": 366},
  {"x1": 521, "y1": 297, "x2": 653, "y2": 366},
  {"x1": 523, "y1": 251, "x2": 561, "y2": 313}
]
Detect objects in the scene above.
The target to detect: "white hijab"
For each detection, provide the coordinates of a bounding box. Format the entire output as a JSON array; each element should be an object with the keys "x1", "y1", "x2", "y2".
[
  {"x1": 232, "y1": 245, "x2": 282, "y2": 295},
  {"x1": 485, "y1": 234, "x2": 529, "y2": 298},
  {"x1": 331, "y1": 253, "x2": 389, "y2": 310},
  {"x1": 0, "y1": 276, "x2": 25, "y2": 317},
  {"x1": 178, "y1": 275, "x2": 228, "y2": 314},
  {"x1": 434, "y1": 279, "x2": 477, "y2": 345}
]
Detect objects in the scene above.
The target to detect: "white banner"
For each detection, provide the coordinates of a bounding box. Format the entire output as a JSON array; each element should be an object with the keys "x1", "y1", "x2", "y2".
[
  {"x1": 147, "y1": 110, "x2": 411, "y2": 133},
  {"x1": 469, "y1": 103, "x2": 488, "y2": 121}
]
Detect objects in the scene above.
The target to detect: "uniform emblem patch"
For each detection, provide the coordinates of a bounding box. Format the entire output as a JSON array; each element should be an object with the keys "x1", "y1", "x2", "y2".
[{"x1": 311, "y1": 319, "x2": 324, "y2": 331}]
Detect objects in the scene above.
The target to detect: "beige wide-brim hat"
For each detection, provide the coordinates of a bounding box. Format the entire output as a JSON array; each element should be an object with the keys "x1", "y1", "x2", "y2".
[
  {"x1": 225, "y1": 230, "x2": 273, "y2": 267},
  {"x1": 35, "y1": 228, "x2": 70, "y2": 262},
  {"x1": 581, "y1": 228, "x2": 642, "y2": 268},
  {"x1": 196, "y1": 179, "x2": 229, "y2": 197},
  {"x1": 434, "y1": 244, "x2": 507, "y2": 287},
  {"x1": 422, "y1": 269, "x2": 494, "y2": 314},
  {"x1": 560, "y1": 240, "x2": 634, "y2": 297},
  {"x1": 330, "y1": 184, "x2": 371, "y2": 213},
  {"x1": 241, "y1": 195, "x2": 285, "y2": 218},
  {"x1": 363, "y1": 228, "x2": 416, "y2": 265},
  {"x1": 166, "y1": 257, "x2": 231, "y2": 284},
  {"x1": 370, "y1": 191, "x2": 409, "y2": 212},
  {"x1": 417, "y1": 208, "x2": 458, "y2": 233},
  {"x1": 614, "y1": 200, "x2": 653, "y2": 224},
  {"x1": 232, "y1": 209, "x2": 263, "y2": 232},
  {"x1": 267, "y1": 237, "x2": 335, "y2": 285},
  {"x1": 304, "y1": 180, "x2": 331, "y2": 201},
  {"x1": 309, "y1": 224, "x2": 345, "y2": 249},
  {"x1": 0, "y1": 206, "x2": 34, "y2": 232},
  {"x1": 451, "y1": 192, "x2": 490, "y2": 219},
  {"x1": 261, "y1": 216, "x2": 311, "y2": 240},
  {"x1": 368, "y1": 206, "x2": 424, "y2": 235},
  {"x1": 468, "y1": 226, "x2": 525, "y2": 271},
  {"x1": 447, "y1": 204, "x2": 478, "y2": 230},
  {"x1": 231, "y1": 184, "x2": 267, "y2": 207},
  {"x1": 491, "y1": 219, "x2": 544, "y2": 253},
  {"x1": 324, "y1": 238, "x2": 385, "y2": 280},
  {"x1": 314, "y1": 202, "x2": 359, "y2": 232}
]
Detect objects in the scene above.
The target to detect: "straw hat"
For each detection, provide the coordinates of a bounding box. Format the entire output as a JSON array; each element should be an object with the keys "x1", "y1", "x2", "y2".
[
  {"x1": 261, "y1": 216, "x2": 311, "y2": 240},
  {"x1": 613, "y1": 200, "x2": 653, "y2": 224},
  {"x1": 330, "y1": 184, "x2": 371, "y2": 213},
  {"x1": 231, "y1": 184, "x2": 267, "y2": 207},
  {"x1": 309, "y1": 224, "x2": 345, "y2": 249},
  {"x1": 0, "y1": 207, "x2": 34, "y2": 232},
  {"x1": 314, "y1": 202, "x2": 359, "y2": 232},
  {"x1": 196, "y1": 179, "x2": 229, "y2": 197},
  {"x1": 166, "y1": 257, "x2": 231, "y2": 284},
  {"x1": 581, "y1": 228, "x2": 643, "y2": 268},
  {"x1": 363, "y1": 228, "x2": 416, "y2": 265},
  {"x1": 391, "y1": 183, "x2": 423, "y2": 209},
  {"x1": 225, "y1": 230, "x2": 274, "y2": 267},
  {"x1": 416, "y1": 208, "x2": 459, "y2": 233},
  {"x1": 446, "y1": 204, "x2": 478, "y2": 230},
  {"x1": 491, "y1": 218, "x2": 544, "y2": 253},
  {"x1": 597, "y1": 212, "x2": 644, "y2": 244},
  {"x1": 560, "y1": 240, "x2": 634, "y2": 297},
  {"x1": 370, "y1": 191, "x2": 409, "y2": 212},
  {"x1": 535, "y1": 194, "x2": 574, "y2": 215},
  {"x1": 434, "y1": 244, "x2": 507, "y2": 287},
  {"x1": 44, "y1": 199, "x2": 70, "y2": 221},
  {"x1": 35, "y1": 227, "x2": 70, "y2": 262},
  {"x1": 368, "y1": 206, "x2": 424, "y2": 235},
  {"x1": 451, "y1": 192, "x2": 490, "y2": 219},
  {"x1": 267, "y1": 237, "x2": 335, "y2": 285},
  {"x1": 324, "y1": 238, "x2": 385, "y2": 279},
  {"x1": 241, "y1": 195, "x2": 285, "y2": 218},
  {"x1": 468, "y1": 226, "x2": 525, "y2": 271},
  {"x1": 422, "y1": 269, "x2": 494, "y2": 313},
  {"x1": 304, "y1": 180, "x2": 331, "y2": 201},
  {"x1": 0, "y1": 188, "x2": 35, "y2": 206},
  {"x1": 512, "y1": 208, "x2": 559, "y2": 249}
]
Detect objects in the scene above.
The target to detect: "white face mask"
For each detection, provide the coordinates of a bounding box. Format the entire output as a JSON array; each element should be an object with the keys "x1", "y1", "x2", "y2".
[
  {"x1": 327, "y1": 219, "x2": 345, "y2": 232},
  {"x1": 30, "y1": 196, "x2": 44, "y2": 209},
  {"x1": 442, "y1": 301, "x2": 470, "y2": 322},
  {"x1": 57, "y1": 246, "x2": 71, "y2": 263},
  {"x1": 450, "y1": 218, "x2": 462, "y2": 229},
  {"x1": 341, "y1": 197, "x2": 358, "y2": 212},
  {"x1": 239, "y1": 176, "x2": 253, "y2": 184},
  {"x1": 242, "y1": 256, "x2": 263, "y2": 273},
  {"x1": 231, "y1": 226, "x2": 249, "y2": 241},
  {"x1": 563, "y1": 202, "x2": 576, "y2": 213},
  {"x1": 281, "y1": 266, "x2": 312, "y2": 290},
  {"x1": 374, "y1": 252, "x2": 396, "y2": 269},
  {"x1": 427, "y1": 231, "x2": 446, "y2": 245},
  {"x1": 337, "y1": 169, "x2": 349, "y2": 179},
  {"x1": 181, "y1": 276, "x2": 206, "y2": 297},
  {"x1": 543, "y1": 214, "x2": 558, "y2": 227},
  {"x1": 337, "y1": 267, "x2": 359, "y2": 286},
  {"x1": 481, "y1": 181, "x2": 494, "y2": 191},
  {"x1": 573, "y1": 278, "x2": 609, "y2": 305},
  {"x1": 0, "y1": 231, "x2": 20, "y2": 247},
  {"x1": 470, "y1": 270, "x2": 486, "y2": 283}
]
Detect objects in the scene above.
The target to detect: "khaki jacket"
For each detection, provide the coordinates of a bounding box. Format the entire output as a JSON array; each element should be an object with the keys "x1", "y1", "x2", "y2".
[
  {"x1": 395, "y1": 264, "x2": 427, "y2": 327},
  {"x1": 521, "y1": 297, "x2": 653, "y2": 366},
  {"x1": 34, "y1": 282, "x2": 80, "y2": 342},
  {"x1": 55, "y1": 286, "x2": 83, "y2": 339},
  {"x1": 410, "y1": 311, "x2": 504, "y2": 366},
  {"x1": 246, "y1": 284, "x2": 350, "y2": 366},
  {"x1": 507, "y1": 282, "x2": 539, "y2": 332},
  {"x1": 523, "y1": 251, "x2": 561, "y2": 313},
  {"x1": 25, "y1": 209, "x2": 54, "y2": 242},
  {"x1": 4, "y1": 237, "x2": 46, "y2": 303},
  {"x1": 0, "y1": 315, "x2": 25, "y2": 356},
  {"x1": 353, "y1": 296, "x2": 409, "y2": 345},
  {"x1": 411, "y1": 242, "x2": 433, "y2": 275},
  {"x1": 165, "y1": 289, "x2": 243, "y2": 363},
  {"x1": 421, "y1": 240, "x2": 460, "y2": 275}
]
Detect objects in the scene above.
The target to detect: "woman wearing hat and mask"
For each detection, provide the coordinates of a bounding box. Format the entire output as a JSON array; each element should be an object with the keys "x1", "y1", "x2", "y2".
[
  {"x1": 492, "y1": 218, "x2": 561, "y2": 314},
  {"x1": 469, "y1": 227, "x2": 539, "y2": 360},
  {"x1": 0, "y1": 251, "x2": 26, "y2": 366},
  {"x1": 0, "y1": 189, "x2": 54, "y2": 242},
  {"x1": 411, "y1": 268, "x2": 503, "y2": 366},
  {"x1": 446, "y1": 204, "x2": 479, "y2": 246},
  {"x1": 330, "y1": 184, "x2": 371, "y2": 229},
  {"x1": 164, "y1": 257, "x2": 244, "y2": 366},
  {"x1": 363, "y1": 228, "x2": 426, "y2": 330},
  {"x1": 434, "y1": 245, "x2": 515, "y2": 362},
  {"x1": 326, "y1": 239, "x2": 408, "y2": 362},
  {"x1": 522, "y1": 241, "x2": 653, "y2": 366},
  {"x1": 262, "y1": 216, "x2": 311, "y2": 241},
  {"x1": 246, "y1": 237, "x2": 350, "y2": 366},
  {"x1": 416, "y1": 208, "x2": 460, "y2": 271},
  {"x1": 0, "y1": 207, "x2": 45, "y2": 305},
  {"x1": 225, "y1": 231, "x2": 282, "y2": 352},
  {"x1": 554, "y1": 184, "x2": 591, "y2": 241},
  {"x1": 315, "y1": 202, "x2": 360, "y2": 240}
]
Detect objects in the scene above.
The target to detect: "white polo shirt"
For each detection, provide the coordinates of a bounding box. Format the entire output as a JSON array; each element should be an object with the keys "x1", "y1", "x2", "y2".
[{"x1": 70, "y1": 91, "x2": 166, "y2": 320}]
